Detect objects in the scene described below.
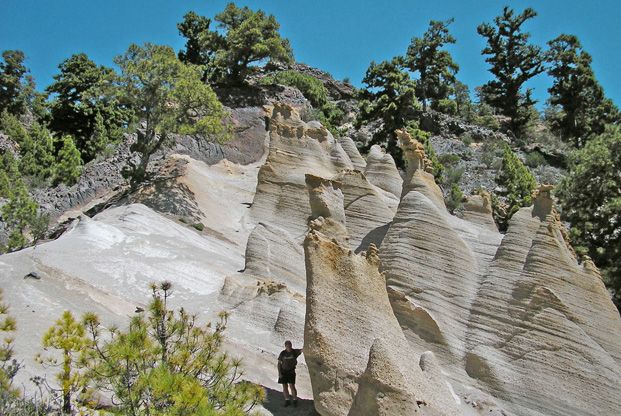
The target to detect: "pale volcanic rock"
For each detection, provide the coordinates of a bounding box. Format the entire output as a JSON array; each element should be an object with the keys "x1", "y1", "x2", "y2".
[
  {"x1": 337, "y1": 136, "x2": 367, "y2": 172},
  {"x1": 335, "y1": 170, "x2": 397, "y2": 252},
  {"x1": 461, "y1": 191, "x2": 497, "y2": 232},
  {"x1": 303, "y1": 174, "x2": 459, "y2": 415},
  {"x1": 303, "y1": 230, "x2": 460, "y2": 416},
  {"x1": 363, "y1": 144, "x2": 403, "y2": 199},
  {"x1": 397, "y1": 128, "x2": 446, "y2": 210},
  {"x1": 465, "y1": 190, "x2": 621, "y2": 416}
]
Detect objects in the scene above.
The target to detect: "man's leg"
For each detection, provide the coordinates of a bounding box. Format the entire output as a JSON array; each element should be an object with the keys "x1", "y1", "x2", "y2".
[
  {"x1": 289, "y1": 383, "x2": 298, "y2": 406},
  {"x1": 282, "y1": 383, "x2": 291, "y2": 405}
]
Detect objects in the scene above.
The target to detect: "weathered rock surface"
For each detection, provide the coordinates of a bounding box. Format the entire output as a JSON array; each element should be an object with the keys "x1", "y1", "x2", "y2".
[
  {"x1": 303, "y1": 175, "x2": 461, "y2": 415},
  {"x1": 363, "y1": 145, "x2": 403, "y2": 199},
  {"x1": 1, "y1": 99, "x2": 620, "y2": 416},
  {"x1": 378, "y1": 132, "x2": 621, "y2": 416},
  {"x1": 337, "y1": 136, "x2": 366, "y2": 172}
]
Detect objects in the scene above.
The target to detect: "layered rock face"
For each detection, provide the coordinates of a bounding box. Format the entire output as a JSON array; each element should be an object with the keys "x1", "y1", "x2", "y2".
[
  {"x1": 303, "y1": 177, "x2": 461, "y2": 416},
  {"x1": 1, "y1": 102, "x2": 620, "y2": 416},
  {"x1": 304, "y1": 127, "x2": 621, "y2": 415},
  {"x1": 378, "y1": 131, "x2": 621, "y2": 415}
]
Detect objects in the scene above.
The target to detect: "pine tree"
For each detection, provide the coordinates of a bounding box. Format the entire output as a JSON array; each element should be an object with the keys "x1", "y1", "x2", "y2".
[
  {"x1": 357, "y1": 57, "x2": 419, "y2": 166},
  {"x1": 80, "y1": 282, "x2": 264, "y2": 415},
  {"x1": 557, "y1": 126, "x2": 621, "y2": 308},
  {"x1": 178, "y1": 3, "x2": 294, "y2": 83},
  {"x1": 46, "y1": 53, "x2": 132, "y2": 162},
  {"x1": 37, "y1": 311, "x2": 90, "y2": 414},
  {"x1": 0, "y1": 153, "x2": 45, "y2": 252},
  {"x1": 0, "y1": 50, "x2": 35, "y2": 115},
  {"x1": 477, "y1": 7, "x2": 546, "y2": 137},
  {"x1": 453, "y1": 80, "x2": 473, "y2": 120},
  {"x1": 546, "y1": 34, "x2": 620, "y2": 147},
  {"x1": 115, "y1": 43, "x2": 230, "y2": 188},
  {"x1": 495, "y1": 144, "x2": 537, "y2": 229},
  {"x1": 0, "y1": 289, "x2": 18, "y2": 398},
  {"x1": 405, "y1": 19, "x2": 459, "y2": 111},
  {"x1": 54, "y1": 135, "x2": 83, "y2": 186}
]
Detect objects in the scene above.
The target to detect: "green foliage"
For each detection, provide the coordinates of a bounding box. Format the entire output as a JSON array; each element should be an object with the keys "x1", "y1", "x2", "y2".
[
  {"x1": 0, "y1": 289, "x2": 19, "y2": 399},
  {"x1": 19, "y1": 122, "x2": 55, "y2": 181},
  {"x1": 115, "y1": 43, "x2": 230, "y2": 187},
  {"x1": 0, "y1": 153, "x2": 47, "y2": 253},
  {"x1": 46, "y1": 53, "x2": 132, "y2": 163},
  {"x1": 178, "y1": 3, "x2": 293, "y2": 83},
  {"x1": 480, "y1": 140, "x2": 504, "y2": 169},
  {"x1": 453, "y1": 80, "x2": 473, "y2": 120},
  {"x1": 496, "y1": 145, "x2": 537, "y2": 222},
  {"x1": 1, "y1": 111, "x2": 53, "y2": 181},
  {"x1": 460, "y1": 132, "x2": 473, "y2": 147},
  {"x1": 431, "y1": 98, "x2": 457, "y2": 115},
  {"x1": 261, "y1": 70, "x2": 344, "y2": 135},
  {"x1": 38, "y1": 311, "x2": 90, "y2": 414},
  {"x1": 192, "y1": 222, "x2": 205, "y2": 231},
  {"x1": 524, "y1": 151, "x2": 547, "y2": 168},
  {"x1": 477, "y1": 7, "x2": 545, "y2": 137},
  {"x1": 0, "y1": 50, "x2": 35, "y2": 116},
  {"x1": 546, "y1": 34, "x2": 621, "y2": 147},
  {"x1": 404, "y1": 121, "x2": 444, "y2": 180},
  {"x1": 177, "y1": 11, "x2": 216, "y2": 73},
  {"x1": 446, "y1": 183, "x2": 464, "y2": 213},
  {"x1": 405, "y1": 19, "x2": 459, "y2": 111},
  {"x1": 80, "y1": 282, "x2": 264, "y2": 415},
  {"x1": 472, "y1": 101, "x2": 501, "y2": 130},
  {"x1": 357, "y1": 57, "x2": 419, "y2": 166},
  {"x1": 53, "y1": 135, "x2": 83, "y2": 186},
  {"x1": 557, "y1": 126, "x2": 621, "y2": 306},
  {"x1": 261, "y1": 70, "x2": 328, "y2": 108}
]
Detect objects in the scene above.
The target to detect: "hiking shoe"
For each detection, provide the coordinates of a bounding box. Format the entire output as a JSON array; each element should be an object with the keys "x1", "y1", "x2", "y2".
[
  {"x1": 293, "y1": 400, "x2": 298, "y2": 407},
  {"x1": 284, "y1": 400, "x2": 291, "y2": 407}
]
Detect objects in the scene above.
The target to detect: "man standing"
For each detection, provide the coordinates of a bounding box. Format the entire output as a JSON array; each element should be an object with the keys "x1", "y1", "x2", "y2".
[{"x1": 278, "y1": 340, "x2": 303, "y2": 407}]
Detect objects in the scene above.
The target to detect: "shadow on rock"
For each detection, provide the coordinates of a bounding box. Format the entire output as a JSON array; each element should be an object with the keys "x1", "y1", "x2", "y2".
[{"x1": 261, "y1": 386, "x2": 318, "y2": 416}]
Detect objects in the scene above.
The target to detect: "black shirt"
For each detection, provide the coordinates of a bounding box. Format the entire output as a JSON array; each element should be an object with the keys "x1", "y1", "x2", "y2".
[{"x1": 278, "y1": 348, "x2": 302, "y2": 372}]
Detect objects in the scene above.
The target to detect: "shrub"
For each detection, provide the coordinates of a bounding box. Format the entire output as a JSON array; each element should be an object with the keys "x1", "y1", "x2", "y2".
[
  {"x1": 480, "y1": 140, "x2": 504, "y2": 168},
  {"x1": 524, "y1": 151, "x2": 547, "y2": 168},
  {"x1": 261, "y1": 70, "x2": 328, "y2": 108},
  {"x1": 260, "y1": 70, "x2": 344, "y2": 135},
  {"x1": 495, "y1": 144, "x2": 537, "y2": 228},
  {"x1": 446, "y1": 183, "x2": 464, "y2": 213},
  {"x1": 431, "y1": 98, "x2": 458, "y2": 115},
  {"x1": 461, "y1": 133, "x2": 473, "y2": 146},
  {"x1": 557, "y1": 125, "x2": 621, "y2": 308},
  {"x1": 192, "y1": 222, "x2": 205, "y2": 231},
  {"x1": 78, "y1": 282, "x2": 265, "y2": 415}
]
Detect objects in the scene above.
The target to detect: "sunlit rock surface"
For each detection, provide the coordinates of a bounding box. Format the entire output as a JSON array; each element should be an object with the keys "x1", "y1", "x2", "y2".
[{"x1": 1, "y1": 103, "x2": 620, "y2": 416}]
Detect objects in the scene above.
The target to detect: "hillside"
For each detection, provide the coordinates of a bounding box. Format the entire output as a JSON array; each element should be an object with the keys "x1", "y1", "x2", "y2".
[{"x1": 1, "y1": 3, "x2": 620, "y2": 415}]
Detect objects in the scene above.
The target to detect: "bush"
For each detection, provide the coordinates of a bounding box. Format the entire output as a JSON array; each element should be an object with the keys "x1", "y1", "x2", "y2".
[
  {"x1": 446, "y1": 183, "x2": 464, "y2": 213},
  {"x1": 480, "y1": 140, "x2": 504, "y2": 168},
  {"x1": 495, "y1": 144, "x2": 537, "y2": 229},
  {"x1": 431, "y1": 98, "x2": 458, "y2": 115},
  {"x1": 261, "y1": 70, "x2": 328, "y2": 108},
  {"x1": 260, "y1": 70, "x2": 344, "y2": 135},
  {"x1": 557, "y1": 125, "x2": 621, "y2": 308},
  {"x1": 524, "y1": 151, "x2": 547, "y2": 168},
  {"x1": 192, "y1": 222, "x2": 205, "y2": 231},
  {"x1": 76, "y1": 282, "x2": 265, "y2": 415},
  {"x1": 461, "y1": 133, "x2": 473, "y2": 147}
]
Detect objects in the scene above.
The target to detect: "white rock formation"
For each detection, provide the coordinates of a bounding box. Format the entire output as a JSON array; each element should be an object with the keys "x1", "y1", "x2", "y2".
[{"x1": 1, "y1": 103, "x2": 620, "y2": 416}]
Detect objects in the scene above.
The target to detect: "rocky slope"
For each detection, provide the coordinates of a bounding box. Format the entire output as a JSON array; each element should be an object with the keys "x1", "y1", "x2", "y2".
[{"x1": 1, "y1": 97, "x2": 620, "y2": 416}]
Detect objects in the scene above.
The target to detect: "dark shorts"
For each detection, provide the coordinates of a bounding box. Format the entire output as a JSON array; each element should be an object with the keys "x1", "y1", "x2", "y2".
[{"x1": 278, "y1": 370, "x2": 296, "y2": 384}]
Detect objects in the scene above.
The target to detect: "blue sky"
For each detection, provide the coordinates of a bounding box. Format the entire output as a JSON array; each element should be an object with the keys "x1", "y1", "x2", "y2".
[{"x1": 1, "y1": 0, "x2": 619, "y2": 107}]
